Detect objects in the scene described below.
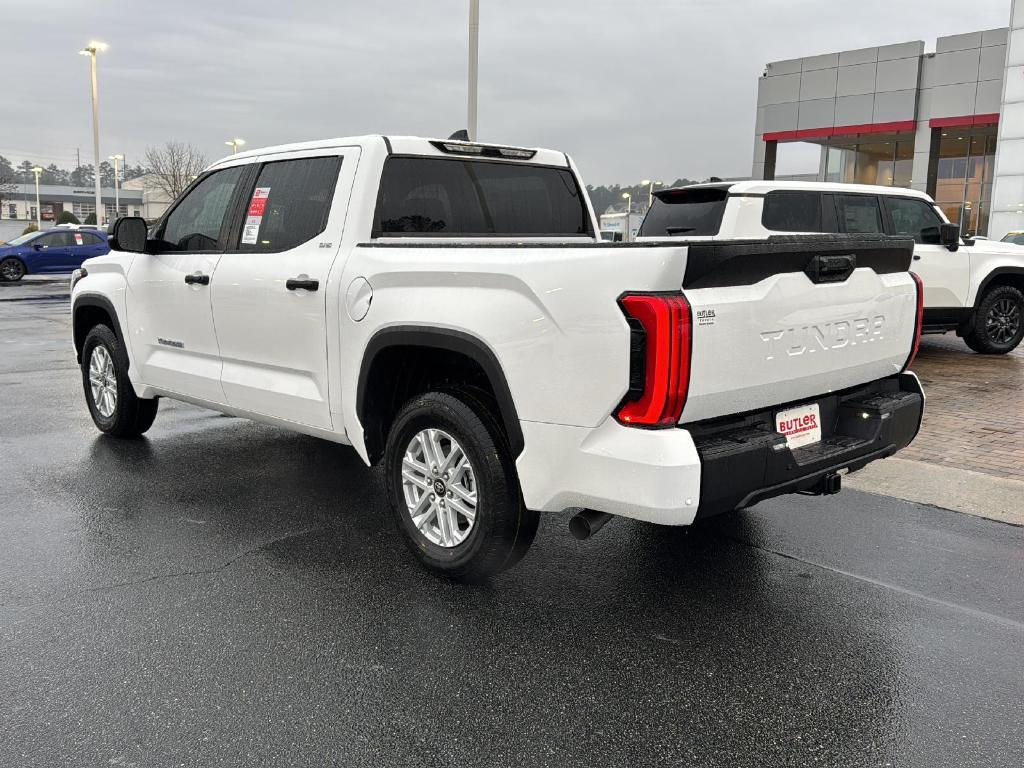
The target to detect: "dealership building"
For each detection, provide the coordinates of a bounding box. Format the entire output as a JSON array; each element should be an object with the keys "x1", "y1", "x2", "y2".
[{"x1": 751, "y1": 2, "x2": 1024, "y2": 239}]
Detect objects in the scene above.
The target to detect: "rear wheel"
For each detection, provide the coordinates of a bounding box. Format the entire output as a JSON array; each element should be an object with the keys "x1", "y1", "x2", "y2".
[
  {"x1": 963, "y1": 285, "x2": 1024, "y2": 354},
  {"x1": 81, "y1": 324, "x2": 159, "y2": 437},
  {"x1": 0, "y1": 257, "x2": 26, "y2": 282},
  {"x1": 384, "y1": 391, "x2": 538, "y2": 581}
]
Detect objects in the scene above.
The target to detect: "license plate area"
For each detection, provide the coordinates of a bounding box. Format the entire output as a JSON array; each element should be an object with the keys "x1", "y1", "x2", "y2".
[{"x1": 775, "y1": 403, "x2": 822, "y2": 449}]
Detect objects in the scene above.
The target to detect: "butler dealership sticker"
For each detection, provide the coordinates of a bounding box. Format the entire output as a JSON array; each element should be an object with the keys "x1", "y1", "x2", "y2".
[{"x1": 241, "y1": 187, "x2": 271, "y2": 244}]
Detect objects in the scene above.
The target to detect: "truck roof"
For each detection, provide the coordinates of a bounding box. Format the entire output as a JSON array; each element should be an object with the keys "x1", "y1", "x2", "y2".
[
  {"x1": 208, "y1": 135, "x2": 569, "y2": 171},
  {"x1": 676, "y1": 179, "x2": 933, "y2": 201}
]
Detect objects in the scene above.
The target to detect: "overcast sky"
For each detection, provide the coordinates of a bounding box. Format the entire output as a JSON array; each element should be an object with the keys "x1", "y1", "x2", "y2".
[{"x1": 0, "y1": 0, "x2": 1014, "y2": 185}]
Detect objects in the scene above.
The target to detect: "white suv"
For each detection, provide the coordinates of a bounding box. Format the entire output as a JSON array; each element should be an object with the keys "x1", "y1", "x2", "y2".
[
  {"x1": 70, "y1": 136, "x2": 925, "y2": 579},
  {"x1": 639, "y1": 180, "x2": 1024, "y2": 354}
]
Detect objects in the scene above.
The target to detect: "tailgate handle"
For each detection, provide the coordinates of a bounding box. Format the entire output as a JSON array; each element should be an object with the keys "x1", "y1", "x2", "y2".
[{"x1": 806, "y1": 254, "x2": 856, "y2": 284}]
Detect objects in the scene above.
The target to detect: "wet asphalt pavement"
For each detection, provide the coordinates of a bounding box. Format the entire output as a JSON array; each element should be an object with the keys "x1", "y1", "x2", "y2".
[{"x1": 1, "y1": 277, "x2": 1022, "y2": 767}]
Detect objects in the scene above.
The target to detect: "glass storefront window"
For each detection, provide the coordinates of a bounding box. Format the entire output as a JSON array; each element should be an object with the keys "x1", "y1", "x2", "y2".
[
  {"x1": 934, "y1": 126, "x2": 996, "y2": 236},
  {"x1": 821, "y1": 134, "x2": 915, "y2": 188}
]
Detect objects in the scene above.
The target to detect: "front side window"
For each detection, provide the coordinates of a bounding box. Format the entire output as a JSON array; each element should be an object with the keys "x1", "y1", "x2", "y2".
[
  {"x1": 374, "y1": 157, "x2": 591, "y2": 237},
  {"x1": 836, "y1": 194, "x2": 884, "y2": 234},
  {"x1": 638, "y1": 187, "x2": 728, "y2": 237},
  {"x1": 37, "y1": 231, "x2": 74, "y2": 248},
  {"x1": 237, "y1": 156, "x2": 341, "y2": 252},
  {"x1": 156, "y1": 166, "x2": 244, "y2": 252},
  {"x1": 885, "y1": 197, "x2": 943, "y2": 244}
]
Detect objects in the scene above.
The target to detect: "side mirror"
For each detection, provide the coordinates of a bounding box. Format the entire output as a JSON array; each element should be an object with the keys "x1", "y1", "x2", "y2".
[
  {"x1": 939, "y1": 222, "x2": 961, "y2": 250},
  {"x1": 32, "y1": 243, "x2": 43, "y2": 250},
  {"x1": 108, "y1": 216, "x2": 148, "y2": 253}
]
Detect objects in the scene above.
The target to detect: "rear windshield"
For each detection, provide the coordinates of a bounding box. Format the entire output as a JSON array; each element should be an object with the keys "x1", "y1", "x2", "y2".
[
  {"x1": 373, "y1": 157, "x2": 592, "y2": 237},
  {"x1": 638, "y1": 187, "x2": 728, "y2": 237}
]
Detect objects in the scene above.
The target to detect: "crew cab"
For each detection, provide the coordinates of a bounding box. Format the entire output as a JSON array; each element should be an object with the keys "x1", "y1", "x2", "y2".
[
  {"x1": 70, "y1": 136, "x2": 925, "y2": 579},
  {"x1": 638, "y1": 180, "x2": 1024, "y2": 354}
]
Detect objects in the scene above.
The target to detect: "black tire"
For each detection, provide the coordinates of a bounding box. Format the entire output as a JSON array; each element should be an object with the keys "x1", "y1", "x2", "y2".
[
  {"x1": 384, "y1": 391, "x2": 539, "y2": 581},
  {"x1": 81, "y1": 324, "x2": 159, "y2": 437},
  {"x1": 962, "y1": 285, "x2": 1024, "y2": 354},
  {"x1": 0, "y1": 257, "x2": 26, "y2": 282}
]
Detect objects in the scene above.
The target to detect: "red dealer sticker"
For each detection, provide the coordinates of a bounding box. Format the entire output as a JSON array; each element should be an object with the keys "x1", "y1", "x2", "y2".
[
  {"x1": 241, "y1": 187, "x2": 271, "y2": 244},
  {"x1": 74, "y1": 233, "x2": 83, "y2": 245},
  {"x1": 775, "y1": 403, "x2": 822, "y2": 449}
]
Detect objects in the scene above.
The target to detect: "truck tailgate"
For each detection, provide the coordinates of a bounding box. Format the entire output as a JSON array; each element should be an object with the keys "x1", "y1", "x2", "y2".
[{"x1": 680, "y1": 235, "x2": 918, "y2": 424}]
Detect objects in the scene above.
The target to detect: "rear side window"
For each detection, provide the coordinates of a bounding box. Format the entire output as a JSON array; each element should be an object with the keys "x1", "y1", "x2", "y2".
[
  {"x1": 638, "y1": 187, "x2": 728, "y2": 237},
  {"x1": 238, "y1": 156, "x2": 341, "y2": 252},
  {"x1": 374, "y1": 157, "x2": 591, "y2": 237},
  {"x1": 835, "y1": 194, "x2": 884, "y2": 234},
  {"x1": 762, "y1": 191, "x2": 824, "y2": 232}
]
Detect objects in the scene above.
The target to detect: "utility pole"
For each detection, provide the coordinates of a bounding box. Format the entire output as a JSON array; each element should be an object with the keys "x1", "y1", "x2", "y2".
[{"x1": 467, "y1": 0, "x2": 479, "y2": 141}]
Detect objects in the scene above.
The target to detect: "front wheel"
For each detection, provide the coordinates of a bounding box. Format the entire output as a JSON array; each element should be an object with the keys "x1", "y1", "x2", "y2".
[
  {"x1": 81, "y1": 324, "x2": 159, "y2": 437},
  {"x1": 963, "y1": 285, "x2": 1024, "y2": 354},
  {"x1": 384, "y1": 392, "x2": 538, "y2": 581},
  {"x1": 0, "y1": 257, "x2": 26, "y2": 282}
]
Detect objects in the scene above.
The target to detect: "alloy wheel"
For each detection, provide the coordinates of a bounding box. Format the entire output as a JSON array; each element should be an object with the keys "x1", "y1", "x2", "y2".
[
  {"x1": 986, "y1": 297, "x2": 1021, "y2": 344},
  {"x1": 1, "y1": 258, "x2": 25, "y2": 281},
  {"x1": 89, "y1": 345, "x2": 118, "y2": 418},
  {"x1": 401, "y1": 428, "x2": 478, "y2": 547}
]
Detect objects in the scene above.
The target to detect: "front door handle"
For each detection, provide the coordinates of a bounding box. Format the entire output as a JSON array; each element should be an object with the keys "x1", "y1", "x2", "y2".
[
  {"x1": 184, "y1": 273, "x2": 210, "y2": 285},
  {"x1": 913, "y1": 254, "x2": 921, "y2": 261},
  {"x1": 286, "y1": 277, "x2": 319, "y2": 291}
]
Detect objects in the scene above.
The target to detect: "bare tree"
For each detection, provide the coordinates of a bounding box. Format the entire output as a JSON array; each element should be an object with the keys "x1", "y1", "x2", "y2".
[
  {"x1": 0, "y1": 156, "x2": 17, "y2": 219},
  {"x1": 143, "y1": 142, "x2": 207, "y2": 200}
]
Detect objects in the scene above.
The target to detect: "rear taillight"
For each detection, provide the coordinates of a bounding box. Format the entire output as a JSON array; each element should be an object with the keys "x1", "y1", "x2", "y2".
[
  {"x1": 615, "y1": 293, "x2": 692, "y2": 427},
  {"x1": 903, "y1": 272, "x2": 924, "y2": 371}
]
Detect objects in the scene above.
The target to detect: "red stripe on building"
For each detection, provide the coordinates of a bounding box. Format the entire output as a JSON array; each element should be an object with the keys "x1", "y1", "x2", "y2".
[
  {"x1": 763, "y1": 120, "x2": 916, "y2": 142},
  {"x1": 928, "y1": 113, "x2": 1000, "y2": 128}
]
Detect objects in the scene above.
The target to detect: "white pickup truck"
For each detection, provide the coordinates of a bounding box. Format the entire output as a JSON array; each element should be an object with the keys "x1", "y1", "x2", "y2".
[
  {"x1": 70, "y1": 136, "x2": 925, "y2": 579},
  {"x1": 639, "y1": 180, "x2": 1024, "y2": 354}
]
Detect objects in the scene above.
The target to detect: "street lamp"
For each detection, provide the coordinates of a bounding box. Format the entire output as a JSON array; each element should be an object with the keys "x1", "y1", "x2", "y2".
[
  {"x1": 108, "y1": 154, "x2": 123, "y2": 221},
  {"x1": 641, "y1": 179, "x2": 662, "y2": 208},
  {"x1": 79, "y1": 41, "x2": 108, "y2": 224},
  {"x1": 31, "y1": 167, "x2": 43, "y2": 230},
  {"x1": 467, "y1": 0, "x2": 480, "y2": 141},
  {"x1": 621, "y1": 192, "x2": 632, "y2": 242},
  {"x1": 225, "y1": 138, "x2": 246, "y2": 154}
]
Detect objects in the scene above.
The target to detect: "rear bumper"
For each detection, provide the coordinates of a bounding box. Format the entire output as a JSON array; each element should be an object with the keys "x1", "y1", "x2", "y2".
[
  {"x1": 690, "y1": 372, "x2": 924, "y2": 519},
  {"x1": 516, "y1": 373, "x2": 923, "y2": 525}
]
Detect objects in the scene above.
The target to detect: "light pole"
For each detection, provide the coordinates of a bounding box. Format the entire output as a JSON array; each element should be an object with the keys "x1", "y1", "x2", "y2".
[
  {"x1": 621, "y1": 192, "x2": 632, "y2": 242},
  {"x1": 79, "y1": 41, "x2": 107, "y2": 224},
  {"x1": 467, "y1": 0, "x2": 479, "y2": 140},
  {"x1": 31, "y1": 167, "x2": 43, "y2": 230},
  {"x1": 108, "y1": 154, "x2": 123, "y2": 221},
  {"x1": 641, "y1": 179, "x2": 662, "y2": 209},
  {"x1": 225, "y1": 138, "x2": 246, "y2": 154}
]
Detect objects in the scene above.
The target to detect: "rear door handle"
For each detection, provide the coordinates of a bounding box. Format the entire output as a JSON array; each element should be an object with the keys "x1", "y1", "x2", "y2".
[
  {"x1": 286, "y1": 277, "x2": 319, "y2": 292},
  {"x1": 913, "y1": 255, "x2": 921, "y2": 260},
  {"x1": 184, "y1": 273, "x2": 210, "y2": 285}
]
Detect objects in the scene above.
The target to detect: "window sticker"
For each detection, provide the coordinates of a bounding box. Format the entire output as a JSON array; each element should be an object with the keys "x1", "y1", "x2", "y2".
[
  {"x1": 74, "y1": 233, "x2": 84, "y2": 245},
  {"x1": 241, "y1": 187, "x2": 271, "y2": 245}
]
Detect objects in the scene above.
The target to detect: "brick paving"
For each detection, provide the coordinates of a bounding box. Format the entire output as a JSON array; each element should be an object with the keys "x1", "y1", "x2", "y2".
[{"x1": 903, "y1": 333, "x2": 1024, "y2": 481}]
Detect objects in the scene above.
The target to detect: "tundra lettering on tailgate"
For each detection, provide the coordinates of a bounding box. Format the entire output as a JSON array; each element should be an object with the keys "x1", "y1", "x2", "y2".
[{"x1": 760, "y1": 316, "x2": 885, "y2": 360}]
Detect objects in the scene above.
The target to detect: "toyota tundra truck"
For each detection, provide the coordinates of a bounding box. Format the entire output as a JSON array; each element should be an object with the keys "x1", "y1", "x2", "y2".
[
  {"x1": 638, "y1": 180, "x2": 1024, "y2": 354},
  {"x1": 70, "y1": 135, "x2": 925, "y2": 580}
]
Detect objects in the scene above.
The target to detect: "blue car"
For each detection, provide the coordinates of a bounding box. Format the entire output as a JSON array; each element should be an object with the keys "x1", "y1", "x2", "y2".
[{"x1": 0, "y1": 228, "x2": 109, "y2": 282}]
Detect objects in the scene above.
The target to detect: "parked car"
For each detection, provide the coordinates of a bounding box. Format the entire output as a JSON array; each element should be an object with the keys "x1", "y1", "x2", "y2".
[
  {"x1": 0, "y1": 228, "x2": 109, "y2": 282},
  {"x1": 638, "y1": 180, "x2": 1024, "y2": 354},
  {"x1": 70, "y1": 135, "x2": 924, "y2": 579}
]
